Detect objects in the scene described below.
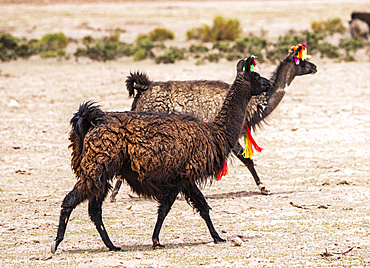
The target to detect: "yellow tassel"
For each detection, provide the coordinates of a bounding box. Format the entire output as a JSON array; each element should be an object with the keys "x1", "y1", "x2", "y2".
[{"x1": 242, "y1": 124, "x2": 263, "y2": 159}]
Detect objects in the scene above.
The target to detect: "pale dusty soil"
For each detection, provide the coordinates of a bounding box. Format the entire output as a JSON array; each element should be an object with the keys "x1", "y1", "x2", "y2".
[{"x1": 1, "y1": 1, "x2": 370, "y2": 267}]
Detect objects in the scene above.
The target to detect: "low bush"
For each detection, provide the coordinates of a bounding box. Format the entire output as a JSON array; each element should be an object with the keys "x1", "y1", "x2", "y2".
[
  {"x1": 155, "y1": 47, "x2": 186, "y2": 64},
  {"x1": 187, "y1": 16, "x2": 242, "y2": 42},
  {"x1": 311, "y1": 18, "x2": 345, "y2": 35},
  {"x1": 149, "y1": 27, "x2": 174, "y2": 42},
  {"x1": 39, "y1": 33, "x2": 68, "y2": 51}
]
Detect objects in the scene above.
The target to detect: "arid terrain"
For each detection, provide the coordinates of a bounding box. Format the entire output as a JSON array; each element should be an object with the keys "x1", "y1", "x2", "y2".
[{"x1": 0, "y1": 1, "x2": 369, "y2": 267}]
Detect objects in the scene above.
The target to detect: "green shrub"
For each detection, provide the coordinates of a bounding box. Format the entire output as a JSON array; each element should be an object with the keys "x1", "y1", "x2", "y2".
[
  {"x1": 82, "y1": 35, "x2": 94, "y2": 45},
  {"x1": 75, "y1": 40, "x2": 134, "y2": 61},
  {"x1": 212, "y1": 16, "x2": 241, "y2": 41},
  {"x1": 343, "y1": 52, "x2": 356, "y2": 62},
  {"x1": 186, "y1": 16, "x2": 242, "y2": 42},
  {"x1": 339, "y1": 37, "x2": 364, "y2": 52},
  {"x1": 316, "y1": 42, "x2": 339, "y2": 58},
  {"x1": 311, "y1": 18, "x2": 345, "y2": 35},
  {"x1": 155, "y1": 47, "x2": 186, "y2": 64},
  {"x1": 226, "y1": 53, "x2": 243, "y2": 61},
  {"x1": 204, "y1": 53, "x2": 220, "y2": 63},
  {"x1": 0, "y1": 33, "x2": 18, "y2": 61},
  {"x1": 234, "y1": 36, "x2": 268, "y2": 61},
  {"x1": 39, "y1": 33, "x2": 68, "y2": 51},
  {"x1": 40, "y1": 49, "x2": 66, "y2": 58},
  {"x1": 189, "y1": 44, "x2": 209, "y2": 53},
  {"x1": 133, "y1": 36, "x2": 154, "y2": 60},
  {"x1": 133, "y1": 48, "x2": 147, "y2": 61},
  {"x1": 149, "y1": 27, "x2": 174, "y2": 41},
  {"x1": 104, "y1": 28, "x2": 121, "y2": 43},
  {"x1": 136, "y1": 35, "x2": 154, "y2": 51},
  {"x1": 186, "y1": 25, "x2": 212, "y2": 42},
  {"x1": 0, "y1": 33, "x2": 39, "y2": 61},
  {"x1": 213, "y1": 41, "x2": 232, "y2": 52}
]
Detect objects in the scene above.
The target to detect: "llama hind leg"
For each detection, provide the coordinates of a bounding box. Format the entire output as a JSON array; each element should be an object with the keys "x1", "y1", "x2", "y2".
[
  {"x1": 88, "y1": 197, "x2": 122, "y2": 251},
  {"x1": 183, "y1": 183, "x2": 225, "y2": 244},
  {"x1": 233, "y1": 142, "x2": 270, "y2": 195},
  {"x1": 51, "y1": 187, "x2": 85, "y2": 253},
  {"x1": 110, "y1": 178, "x2": 122, "y2": 202},
  {"x1": 152, "y1": 188, "x2": 180, "y2": 249}
]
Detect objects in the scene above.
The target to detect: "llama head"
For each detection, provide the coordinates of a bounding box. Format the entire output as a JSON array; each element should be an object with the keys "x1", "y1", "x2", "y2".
[
  {"x1": 236, "y1": 56, "x2": 271, "y2": 96},
  {"x1": 287, "y1": 45, "x2": 317, "y2": 76}
]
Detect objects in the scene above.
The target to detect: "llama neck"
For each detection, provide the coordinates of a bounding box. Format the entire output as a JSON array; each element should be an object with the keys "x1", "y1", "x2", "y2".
[
  {"x1": 270, "y1": 60, "x2": 297, "y2": 92},
  {"x1": 212, "y1": 72, "x2": 252, "y2": 149},
  {"x1": 265, "y1": 61, "x2": 297, "y2": 113}
]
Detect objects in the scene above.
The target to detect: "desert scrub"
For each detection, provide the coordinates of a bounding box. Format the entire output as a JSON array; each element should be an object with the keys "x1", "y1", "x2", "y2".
[
  {"x1": 233, "y1": 36, "x2": 268, "y2": 62},
  {"x1": 133, "y1": 35, "x2": 155, "y2": 61},
  {"x1": 311, "y1": 17, "x2": 346, "y2": 35},
  {"x1": 38, "y1": 32, "x2": 69, "y2": 58},
  {"x1": 0, "y1": 33, "x2": 40, "y2": 61},
  {"x1": 186, "y1": 15, "x2": 242, "y2": 42},
  {"x1": 148, "y1": 27, "x2": 175, "y2": 42},
  {"x1": 155, "y1": 46, "x2": 186, "y2": 64},
  {"x1": 75, "y1": 30, "x2": 134, "y2": 61}
]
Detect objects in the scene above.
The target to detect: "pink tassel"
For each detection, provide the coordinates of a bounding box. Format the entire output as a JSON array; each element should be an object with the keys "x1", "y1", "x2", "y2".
[{"x1": 215, "y1": 160, "x2": 228, "y2": 181}]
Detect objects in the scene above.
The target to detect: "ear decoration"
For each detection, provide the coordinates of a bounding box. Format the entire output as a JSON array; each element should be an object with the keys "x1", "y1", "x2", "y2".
[
  {"x1": 242, "y1": 55, "x2": 259, "y2": 72},
  {"x1": 250, "y1": 56, "x2": 259, "y2": 72},
  {"x1": 289, "y1": 44, "x2": 311, "y2": 65}
]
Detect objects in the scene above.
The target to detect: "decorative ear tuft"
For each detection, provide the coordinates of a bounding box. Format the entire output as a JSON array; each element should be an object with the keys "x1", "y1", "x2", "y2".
[
  {"x1": 288, "y1": 44, "x2": 311, "y2": 64},
  {"x1": 250, "y1": 56, "x2": 259, "y2": 72}
]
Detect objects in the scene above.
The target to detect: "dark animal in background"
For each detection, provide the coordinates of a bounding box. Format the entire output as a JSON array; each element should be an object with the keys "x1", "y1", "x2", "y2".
[
  {"x1": 351, "y1": 12, "x2": 370, "y2": 27},
  {"x1": 110, "y1": 48, "x2": 317, "y2": 201},
  {"x1": 349, "y1": 18, "x2": 370, "y2": 42},
  {"x1": 51, "y1": 55, "x2": 270, "y2": 253},
  {"x1": 351, "y1": 12, "x2": 370, "y2": 42}
]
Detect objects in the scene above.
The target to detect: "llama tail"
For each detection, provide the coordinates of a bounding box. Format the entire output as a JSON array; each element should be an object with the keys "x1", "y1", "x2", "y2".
[
  {"x1": 69, "y1": 101, "x2": 107, "y2": 173},
  {"x1": 126, "y1": 71, "x2": 152, "y2": 97}
]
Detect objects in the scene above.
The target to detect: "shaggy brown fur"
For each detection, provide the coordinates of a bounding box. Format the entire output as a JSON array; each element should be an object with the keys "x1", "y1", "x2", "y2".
[
  {"x1": 51, "y1": 56, "x2": 269, "y2": 253},
  {"x1": 110, "y1": 50, "x2": 317, "y2": 201}
]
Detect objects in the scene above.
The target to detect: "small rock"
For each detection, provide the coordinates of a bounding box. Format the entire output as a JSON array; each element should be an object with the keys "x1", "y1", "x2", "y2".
[
  {"x1": 8, "y1": 99, "x2": 20, "y2": 107},
  {"x1": 231, "y1": 237, "x2": 243, "y2": 246},
  {"x1": 41, "y1": 256, "x2": 52, "y2": 261}
]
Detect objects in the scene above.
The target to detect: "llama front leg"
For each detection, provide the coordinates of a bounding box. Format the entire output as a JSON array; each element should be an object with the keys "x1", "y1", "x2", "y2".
[
  {"x1": 51, "y1": 187, "x2": 85, "y2": 253},
  {"x1": 233, "y1": 142, "x2": 270, "y2": 195},
  {"x1": 152, "y1": 188, "x2": 180, "y2": 249},
  {"x1": 184, "y1": 183, "x2": 225, "y2": 244},
  {"x1": 88, "y1": 197, "x2": 122, "y2": 251}
]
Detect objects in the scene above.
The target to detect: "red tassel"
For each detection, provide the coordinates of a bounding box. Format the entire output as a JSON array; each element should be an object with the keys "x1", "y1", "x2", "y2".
[
  {"x1": 215, "y1": 160, "x2": 228, "y2": 181},
  {"x1": 246, "y1": 125, "x2": 263, "y2": 153},
  {"x1": 243, "y1": 124, "x2": 263, "y2": 159}
]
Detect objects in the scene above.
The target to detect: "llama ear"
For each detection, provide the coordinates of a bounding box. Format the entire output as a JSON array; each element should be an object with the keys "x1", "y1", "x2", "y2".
[
  {"x1": 236, "y1": 59, "x2": 246, "y2": 73},
  {"x1": 244, "y1": 56, "x2": 255, "y2": 75}
]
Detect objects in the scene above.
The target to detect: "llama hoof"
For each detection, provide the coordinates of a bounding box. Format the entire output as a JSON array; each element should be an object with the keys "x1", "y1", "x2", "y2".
[
  {"x1": 214, "y1": 237, "x2": 226, "y2": 244},
  {"x1": 258, "y1": 184, "x2": 271, "y2": 195},
  {"x1": 260, "y1": 187, "x2": 271, "y2": 195},
  {"x1": 153, "y1": 244, "x2": 165, "y2": 249},
  {"x1": 50, "y1": 240, "x2": 58, "y2": 254},
  {"x1": 110, "y1": 246, "x2": 123, "y2": 252}
]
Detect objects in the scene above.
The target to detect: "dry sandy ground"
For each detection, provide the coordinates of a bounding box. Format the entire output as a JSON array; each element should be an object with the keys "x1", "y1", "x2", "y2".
[{"x1": 1, "y1": 1, "x2": 370, "y2": 267}]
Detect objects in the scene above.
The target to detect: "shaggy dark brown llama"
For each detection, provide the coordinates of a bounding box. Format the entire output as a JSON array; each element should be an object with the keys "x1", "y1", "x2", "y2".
[
  {"x1": 51, "y1": 56, "x2": 270, "y2": 253},
  {"x1": 110, "y1": 49, "x2": 317, "y2": 201}
]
